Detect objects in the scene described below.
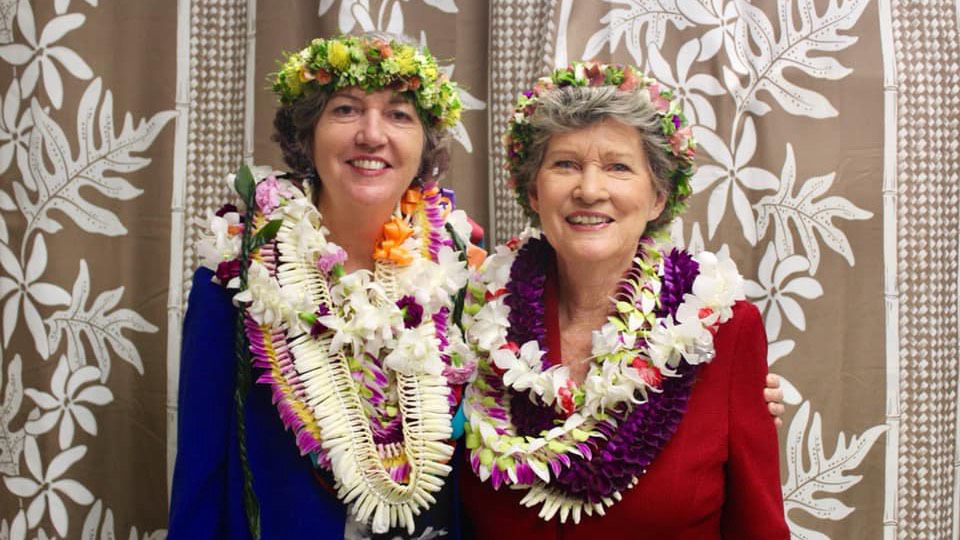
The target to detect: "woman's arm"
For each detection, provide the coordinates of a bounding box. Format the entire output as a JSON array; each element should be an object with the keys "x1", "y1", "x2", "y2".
[
  {"x1": 168, "y1": 268, "x2": 250, "y2": 539},
  {"x1": 720, "y1": 302, "x2": 790, "y2": 539}
]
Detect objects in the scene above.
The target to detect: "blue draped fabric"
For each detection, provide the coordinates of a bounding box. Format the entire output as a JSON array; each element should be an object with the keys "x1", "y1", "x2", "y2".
[
  {"x1": 169, "y1": 268, "x2": 460, "y2": 539},
  {"x1": 169, "y1": 268, "x2": 347, "y2": 539}
]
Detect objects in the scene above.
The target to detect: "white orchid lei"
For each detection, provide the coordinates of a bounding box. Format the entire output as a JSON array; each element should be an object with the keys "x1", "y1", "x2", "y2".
[
  {"x1": 461, "y1": 227, "x2": 744, "y2": 522},
  {"x1": 197, "y1": 166, "x2": 477, "y2": 534}
]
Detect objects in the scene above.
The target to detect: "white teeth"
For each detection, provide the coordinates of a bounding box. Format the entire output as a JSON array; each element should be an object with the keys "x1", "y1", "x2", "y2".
[
  {"x1": 351, "y1": 159, "x2": 387, "y2": 170},
  {"x1": 567, "y1": 215, "x2": 611, "y2": 225}
]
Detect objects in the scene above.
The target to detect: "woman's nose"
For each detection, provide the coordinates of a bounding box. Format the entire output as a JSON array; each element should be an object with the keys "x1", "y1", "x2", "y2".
[
  {"x1": 575, "y1": 165, "x2": 608, "y2": 204},
  {"x1": 356, "y1": 111, "x2": 387, "y2": 148}
]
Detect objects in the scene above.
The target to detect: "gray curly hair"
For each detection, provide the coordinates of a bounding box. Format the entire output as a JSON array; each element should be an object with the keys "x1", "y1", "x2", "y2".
[{"x1": 514, "y1": 85, "x2": 679, "y2": 233}]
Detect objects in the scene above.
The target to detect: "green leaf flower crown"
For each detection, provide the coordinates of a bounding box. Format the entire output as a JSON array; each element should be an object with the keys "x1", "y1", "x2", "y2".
[
  {"x1": 273, "y1": 35, "x2": 463, "y2": 128},
  {"x1": 505, "y1": 61, "x2": 697, "y2": 224}
]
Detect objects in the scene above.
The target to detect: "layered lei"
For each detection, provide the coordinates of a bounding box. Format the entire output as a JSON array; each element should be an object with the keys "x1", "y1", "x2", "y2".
[
  {"x1": 462, "y1": 228, "x2": 744, "y2": 523},
  {"x1": 198, "y1": 170, "x2": 476, "y2": 534}
]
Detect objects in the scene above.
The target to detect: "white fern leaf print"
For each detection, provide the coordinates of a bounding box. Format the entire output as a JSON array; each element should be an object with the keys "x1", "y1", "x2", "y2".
[
  {"x1": 582, "y1": 0, "x2": 692, "y2": 65},
  {"x1": 0, "y1": 354, "x2": 24, "y2": 476},
  {"x1": 46, "y1": 260, "x2": 158, "y2": 380},
  {"x1": 11, "y1": 78, "x2": 175, "y2": 239},
  {"x1": 754, "y1": 144, "x2": 873, "y2": 273},
  {"x1": 782, "y1": 402, "x2": 886, "y2": 539},
  {"x1": 80, "y1": 499, "x2": 166, "y2": 540},
  {"x1": 731, "y1": 0, "x2": 870, "y2": 118}
]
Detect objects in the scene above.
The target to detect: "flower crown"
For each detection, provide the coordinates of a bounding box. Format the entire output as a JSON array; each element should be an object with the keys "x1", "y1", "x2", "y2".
[
  {"x1": 505, "y1": 61, "x2": 696, "y2": 225},
  {"x1": 273, "y1": 35, "x2": 463, "y2": 128}
]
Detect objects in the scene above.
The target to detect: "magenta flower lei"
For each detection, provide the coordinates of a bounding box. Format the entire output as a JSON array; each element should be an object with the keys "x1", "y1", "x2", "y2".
[{"x1": 498, "y1": 236, "x2": 701, "y2": 505}]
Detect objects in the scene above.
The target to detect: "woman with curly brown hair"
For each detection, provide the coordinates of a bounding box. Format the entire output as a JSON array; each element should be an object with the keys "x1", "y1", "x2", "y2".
[{"x1": 170, "y1": 33, "x2": 476, "y2": 539}]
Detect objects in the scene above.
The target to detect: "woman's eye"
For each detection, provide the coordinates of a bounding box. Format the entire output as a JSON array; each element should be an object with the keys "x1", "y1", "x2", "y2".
[
  {"x1": 330, "y1": 104, "x2": 357, "y2": 116},
  {"x1": 609, "y1": 163, "x2": 631, "y2": 172},
  {"x1": 553, "y1": 160, "x2": 576, "y2": 169},
  {"x1": 389, "y1": 109, "x2": 415, "y2": 122}
]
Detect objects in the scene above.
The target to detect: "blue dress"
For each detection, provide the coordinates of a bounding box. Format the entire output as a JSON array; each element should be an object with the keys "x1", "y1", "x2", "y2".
[{"x1": 168, "y1": 268, "x2": 460, "y2": 539}]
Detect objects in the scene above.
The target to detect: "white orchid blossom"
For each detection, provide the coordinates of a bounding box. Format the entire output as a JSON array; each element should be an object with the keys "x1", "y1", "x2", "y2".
[
  {"x1": 398, "y1": 245, "x2": 469, "y2": 313},
  {"x1": 691, "y1": 250, "x2": 744, "y2": 323},
  {"x1": 590, "y1": 322, "x2": 622, "y2": 357},
  {"x1": 446, "y1": 209, "x2": 473, "y2": 243},
  {"x1": 384, "y1": 325, "x2": 444, "y2": 377},
  {"x1": 492, "y1": 341, "x2": 546, "y2": 394},
  {"x1": 538, "y1": 365, "x2": 573, "y2": 408},
  {"x1": 197, "y1": 210, "x2": 242, "y2": 271},
  {"x1": 477, "y1": 245, "x2": 514, "y2": 293},
  {"x1": 581, "y1": 360, "x2": 640, "y2": 417},
  {"x1": 233, "y1": 260, "x2": 288, "y2": 326},
  {"x1": 648, "y1": 314, "x2": 714, "y2": 369},
  {"x1": 467, "y1": 299, "x2": 510, "y2": 352}
]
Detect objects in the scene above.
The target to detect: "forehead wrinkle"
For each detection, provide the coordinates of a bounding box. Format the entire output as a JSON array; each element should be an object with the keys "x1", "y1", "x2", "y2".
[
  {"x1": 546, "y1": 131, "x2": 645, "y2": 165},
  {"x1": 600, "y1": 147, "x2": 646, "y2": 164},
  {"x1": 545, "y1": 132, "x2": 598, "y2": 157}
]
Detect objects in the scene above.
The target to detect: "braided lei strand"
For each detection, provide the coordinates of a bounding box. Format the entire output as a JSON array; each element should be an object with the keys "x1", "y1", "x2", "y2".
[
  {"x1": 198, "y1": 171, "x2": 476, "y2": 535},
  {"x1": 461, "y1": 228, "x2": 745, "y2": 523}
]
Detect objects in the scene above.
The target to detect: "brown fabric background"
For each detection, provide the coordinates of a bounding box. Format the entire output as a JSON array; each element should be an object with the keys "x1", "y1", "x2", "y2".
[{"x1": 0, "y1": 1, "x2": 955, "y2": 539}]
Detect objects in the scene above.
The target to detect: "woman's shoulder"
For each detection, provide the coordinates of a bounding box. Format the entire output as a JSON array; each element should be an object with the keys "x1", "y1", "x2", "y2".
[
  {"x1": 187, "y1": 267, "x2": 235, "y2": 314},
  {"x1": 726, "y1": 300, "x2": 763, "y2": 331},
  {"x1": 711, "y1": 300, "x2": 767, "y2": 373},
  {"x1": 182, "y1": 267, "x2": 237, "y2": 350}
]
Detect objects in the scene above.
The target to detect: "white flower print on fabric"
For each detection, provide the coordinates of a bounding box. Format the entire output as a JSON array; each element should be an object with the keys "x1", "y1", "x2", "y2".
[
  {"x1": 24, "y1": 356, "x2": 113, "y2": 449},
  {"x1": 2, "y1": 437, "x2": 93, "y2": 537}
]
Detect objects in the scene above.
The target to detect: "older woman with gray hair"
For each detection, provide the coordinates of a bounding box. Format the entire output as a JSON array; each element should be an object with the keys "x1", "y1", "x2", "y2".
[{"x1": 459, "y1": 63, "x2": 789, "y2": 538}]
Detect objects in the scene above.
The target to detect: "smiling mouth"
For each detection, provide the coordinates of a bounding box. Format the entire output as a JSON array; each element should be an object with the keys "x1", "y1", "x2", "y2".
[
  {"x1": 566, "y1": 214, "x2": 613, "y2": 225},
  {"x1": 348, "y1": 158, "x2": 390, "y2": 171}
]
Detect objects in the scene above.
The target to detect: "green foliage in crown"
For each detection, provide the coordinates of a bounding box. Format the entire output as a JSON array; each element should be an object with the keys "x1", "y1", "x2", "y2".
[
  {"x1": 273, "y1": 35, "x2": 463, "y2": 128},
  {"x1": 505, "y1": 61, "x2": 697, "y2": 228}
]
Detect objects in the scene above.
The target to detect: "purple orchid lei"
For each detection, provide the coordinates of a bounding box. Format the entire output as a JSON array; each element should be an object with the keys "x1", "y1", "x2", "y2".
[{"x1": 498, "y1": 236, "x2": 702, "y2": 505}]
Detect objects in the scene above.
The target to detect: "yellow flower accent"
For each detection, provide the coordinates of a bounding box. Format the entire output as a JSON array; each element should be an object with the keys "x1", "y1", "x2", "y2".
[
  {"x1": 422, "y1": 63, "x2": 437, "y2": 80},
  {"x1": 395, "y1": 48, "x2": 416, "y2": 75},
  {"x1": 327, "y1": 41, "x2": 350, "y2": 71}
]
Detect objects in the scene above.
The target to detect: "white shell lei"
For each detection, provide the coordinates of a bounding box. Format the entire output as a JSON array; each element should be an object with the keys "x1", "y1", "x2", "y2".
[
  {"x1": 276, "y1": 226, "x2": 452, "y2": 534},
  {"x1": 226, "y1": 178, "x2": 471, "y2": 534}
]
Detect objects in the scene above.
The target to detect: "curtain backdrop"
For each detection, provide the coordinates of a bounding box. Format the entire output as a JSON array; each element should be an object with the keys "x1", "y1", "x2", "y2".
[{"x1": 0, "y1": 1, "x2": 956, "y2": 539}]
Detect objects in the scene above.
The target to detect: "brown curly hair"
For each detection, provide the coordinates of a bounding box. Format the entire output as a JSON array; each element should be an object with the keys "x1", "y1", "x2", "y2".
[{"x1": 271, "y1": 32, "x2": 451, "y2": 189}]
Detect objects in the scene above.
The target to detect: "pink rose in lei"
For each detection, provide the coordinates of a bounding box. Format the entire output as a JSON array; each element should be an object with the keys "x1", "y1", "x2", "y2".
[{"x1": 255, "y1": 176, "x2": 284, "y2": 215}]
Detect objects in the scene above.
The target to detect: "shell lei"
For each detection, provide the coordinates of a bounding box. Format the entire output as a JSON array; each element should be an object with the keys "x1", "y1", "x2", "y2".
[
  {"x1": 461, "y1": 228, "x2": 744, "y2": 523},
  {"x1": 208, "y1": 174, "x2": 474, "y2": 535}
]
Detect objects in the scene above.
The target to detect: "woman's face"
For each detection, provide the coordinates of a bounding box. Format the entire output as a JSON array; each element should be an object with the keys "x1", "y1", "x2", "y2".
[
  {"x1": 312, "y1": 87, "x2": 425, "y2": 213},
  {"x1": 529, "y1": 118, "x2": 666, "y2": 267}
]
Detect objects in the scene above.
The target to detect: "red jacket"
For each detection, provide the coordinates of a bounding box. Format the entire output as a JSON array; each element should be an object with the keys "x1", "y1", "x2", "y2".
[{"x1": 460, "y1": 301, "x2": 789, "y2": 539}]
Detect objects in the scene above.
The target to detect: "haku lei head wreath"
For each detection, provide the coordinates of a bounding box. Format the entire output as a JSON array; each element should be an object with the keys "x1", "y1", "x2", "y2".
[
  {"x1": 273, "y1": 35, "x2": 463, "y2": 128},
  {"x1": 504, "y1": 61, "x2": 697, "y2": 224}
]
